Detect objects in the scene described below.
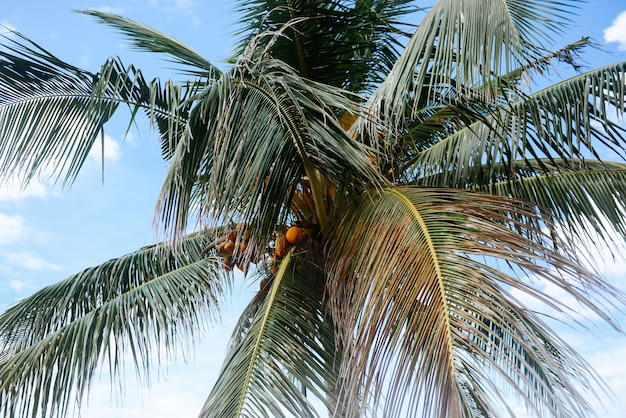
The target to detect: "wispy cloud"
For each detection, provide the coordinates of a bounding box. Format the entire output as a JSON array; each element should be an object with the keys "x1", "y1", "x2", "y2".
[
  {"x1": 5, "y1": 251, "x2": 60, "y2": 272},
  {"x1": 0, "y1": 178, "x2": 51, "y2": 202},
  {"x1": 7, "y1": 279, "x2": 30, "y2": 292},
  {"x1": 0, "y1": 212, "x2": 59, "y2": 296},
  {"x1": 509, "y1": 216, "x2": 626, "y2": 325},
  {"x1": 0, "y1": 277, "x2": 37, "y2": 296},
  {"x1": 88, "y1": 134, "x2": 122, "y2": 164},
  {"x1": 585, "y1": 337, "x2": 626, "y2": 416},
  {"x1": 0, "y1": 213, "x2": 31, "y2": 245},
  {"x1": 604, "y1": 11, "x2": 626, "y2": 51},
  {"x1": 84, "y1": 383, "x2": 206, "y2": 418}
]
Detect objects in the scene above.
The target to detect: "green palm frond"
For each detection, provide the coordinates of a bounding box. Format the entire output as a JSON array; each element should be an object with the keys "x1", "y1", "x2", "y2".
[
  {"x1": 78, "y1": 10, "x2": 222, "y2": 78},
  {"x1": 484, "y1": 159, "x2": 626, "y2": 244},
  {"x1": 2, "y1": 2, "x2": 626, "y2": 418},
  {"x1": 328, "y1": 187, "x2": 621, "y2": 418},
  {"x1": 412, "y1": 61, "x2": 626, "y2": 189},
  {"x1": 0, "y1": 32, "x2": 202, "y2": 185},
  {"x1": 231, "y1": 0, "x2": 416, "y2": 92},
  {"x1": 0, "y1": 231, "x2": 229, "y2": 418},
  {"x1": 139, "y1": 76, "x2": 206, "y2": 160},
  {"x1": 157, "y1": 53, "x2": 382, "y2": 239},
  {"x1": 201, "y1": 250, "x2": 337, "y2": 418},
  {"x1": 95, "y1": 58, "x2": 205, "y2": 161},
  {"x1": 368, "y1": 37, "x2": 595, "y2": 171},
  {"x1": 0, "y1": 33, "x2": 118, "y2": 185},
  {"x1": 365, "y1": 0, "x2": 579, "y2": 135}
]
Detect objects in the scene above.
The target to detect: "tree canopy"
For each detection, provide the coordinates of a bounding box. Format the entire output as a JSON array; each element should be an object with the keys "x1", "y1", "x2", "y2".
[{"x1": 1, "y1": 1, "x2": 625, "y2": 417}]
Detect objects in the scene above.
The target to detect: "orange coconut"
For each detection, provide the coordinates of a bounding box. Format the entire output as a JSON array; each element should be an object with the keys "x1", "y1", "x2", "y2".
[
  {"x1": 285, "y1": 226, "x2": 307, "y2": 244},
  {"x1": 223, "y1": 241, "x2": 235, "y2": 254},
  {"x1": 274, "y1": 234, "x2": 290, "y2": 258}
]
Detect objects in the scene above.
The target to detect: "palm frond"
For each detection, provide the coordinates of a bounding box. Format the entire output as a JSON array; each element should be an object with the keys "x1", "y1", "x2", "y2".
[
  {"x1": 501, "y1": 37, "x2": 592, "y2": 87},
  {"x1": 201, "y1": 249, "x2": 338, "y2": 418},
  {"x1": 0, "y1": 32, "x2": 203, "y2": 185},
  {"x1": 483, "y1": 159, "x2": 626, "y2": 246},
  {"x1": 370, "y1": 37, "x2": 595, "y2": 173},
  {"x1": 328, "y1": 187, "x2": 622, "y2": 418},
  {"x1": 412, "y1": 61, "x2": 626, "y2": 189},
  {"x1": 0, "y1": 231, "x2": 229, "y2": 418},
  {"x1": 156, "y1": 52, "x2": 382, "y2": 240},
  {"x1": 365, "y1": 0, "x2": 579, "y2": 135},
  {"x1": 0, "y1": 32, "x2": 118, "y2": 185},
  {"x1": 78, "y1": 10, "x2": 222, "y2": 78},
  {"x1": 231, "y1": 0, "x2": 416, "y2": 92}
]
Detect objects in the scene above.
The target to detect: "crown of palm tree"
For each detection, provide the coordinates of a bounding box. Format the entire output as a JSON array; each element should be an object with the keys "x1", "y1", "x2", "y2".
[{"x1": 1, "y1": 1, "x2": 625, "y2": 417}]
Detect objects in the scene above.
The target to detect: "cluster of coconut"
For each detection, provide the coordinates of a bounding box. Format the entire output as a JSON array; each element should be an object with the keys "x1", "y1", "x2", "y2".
[
  {"x1": 213, "y1": 223, "x2": 315, "y2": 294},
  {"x1": 268, "y1": 225, "x2": 311, "y2": 272},
  {"x1": 215, "y1": 225, "x2": 252, "y2": 272},
  {"x1": 260, "y1": 224, "x2": 313, "y2": 294}
]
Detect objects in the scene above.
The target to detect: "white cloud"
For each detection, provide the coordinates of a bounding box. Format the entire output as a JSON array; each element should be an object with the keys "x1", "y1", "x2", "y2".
[
  {"x1": 505, "y1": 218, "x2": 626, "y2": 416},
  {"x1": 604, "y1": 11, "x2": 626, "y2": 51},
  {"x1": 124, "y1": 131, "x2": 141, "y2": 147},
  {"x1": 8, "y1": 279, "x2": 28, "y2": 292},
  {"x1": 509, "y1": 216, "x2": 626, "y2": 326},
  {"x1": 0, "y1": 213, "x2": 30, "y2": 245},
  {"x1": 88, "y1": 134, "x2": 122, "y2": 164},
  {"x1": 5, "y1": 252, "x2": 60, "y2": 272},
  {"x1": 569, "y1": 332, "x2": 626, "y2": 417},
  {"x1": 0, "y1": 178, "x2": 50, "y2": 202},
  {"x1": 0, "y1": 213, "x2": 58, "y2": 290},
  {"x1": 568, "y1": 221, "x2": 626, "y2": 291},
  {"x1": 0, "y1": 278, "x2": 37, "y2": 295},
  {"x1": 510, "y1": 277, "x2": 608, "y2": 324},
  {"x1": 501, "y1": 335, "x2": 626, "y2": 418},
  {"x1": 0, "y1": 159, "x2": 61, "y2": 202},
  {"x1": 84, "y1": 383, "x2": 206, "y2": 418}
]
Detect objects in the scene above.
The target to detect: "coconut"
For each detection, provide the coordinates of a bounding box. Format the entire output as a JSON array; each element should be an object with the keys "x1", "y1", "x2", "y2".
[
  {"x1": 223, "y1": 241, "x2": 235, "y2": 254},
  {"x1": 275, "y1": 234, "x2": 290, "y2": 258},
  {"x1": 285, "y1": 226, "x2": 307, "y2": 244}
]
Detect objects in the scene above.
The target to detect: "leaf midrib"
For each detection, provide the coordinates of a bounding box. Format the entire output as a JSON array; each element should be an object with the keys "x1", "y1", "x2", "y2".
[
  {"x1": 385, "y1": 188, "x2": 457, "y2": 376},
  {"x1": 235, "y1": 249, "x2": 293, "y2": 416}
]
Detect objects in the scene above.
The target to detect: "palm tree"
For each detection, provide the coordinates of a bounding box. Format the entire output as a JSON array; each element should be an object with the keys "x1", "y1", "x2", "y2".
[{"x1": 1, "y1": 1, "x2": 625, "y2": 417}]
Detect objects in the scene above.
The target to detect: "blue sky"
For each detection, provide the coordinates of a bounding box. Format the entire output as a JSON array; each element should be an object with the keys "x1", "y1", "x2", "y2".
[{"x1": 1, "y1": 1, "x2": 626, "y2": 417}]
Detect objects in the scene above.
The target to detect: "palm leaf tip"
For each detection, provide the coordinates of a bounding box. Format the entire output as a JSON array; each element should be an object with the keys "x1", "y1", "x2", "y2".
[{"x1": 77, "y1": 9, "x2": 221, "y2": 77}]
